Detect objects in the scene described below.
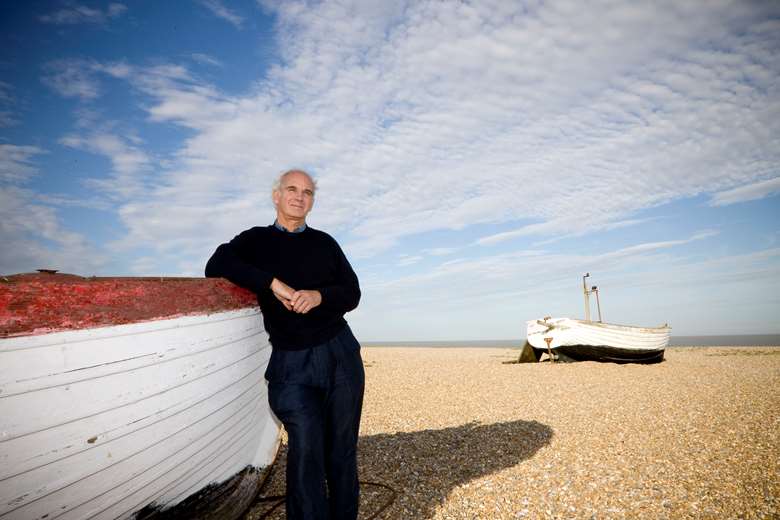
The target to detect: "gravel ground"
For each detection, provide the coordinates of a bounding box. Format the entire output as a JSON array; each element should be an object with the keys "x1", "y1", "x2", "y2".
[{"x1": 245, "y1": 346, "x2": 779, "y2": 519}]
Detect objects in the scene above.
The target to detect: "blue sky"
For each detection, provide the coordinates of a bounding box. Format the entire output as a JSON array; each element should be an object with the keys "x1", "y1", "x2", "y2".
[{"x1": 1, "y1": 1, "x2": 779, "y2": 340}]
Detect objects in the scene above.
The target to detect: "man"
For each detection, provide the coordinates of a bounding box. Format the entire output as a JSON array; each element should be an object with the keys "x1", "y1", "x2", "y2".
[{"x1": 205, "y1": 169, "x2": 363, "y2": 520}]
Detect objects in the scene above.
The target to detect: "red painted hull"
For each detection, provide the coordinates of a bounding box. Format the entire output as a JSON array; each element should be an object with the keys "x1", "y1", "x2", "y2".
[{"x1": 1, "y1": 273, "x2": 257, "y2": 337}]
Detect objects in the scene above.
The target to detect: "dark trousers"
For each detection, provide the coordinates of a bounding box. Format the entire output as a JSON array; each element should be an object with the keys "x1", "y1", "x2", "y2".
[{"x1": 265, "y1": 326, "x2": 365, "y2": 520}]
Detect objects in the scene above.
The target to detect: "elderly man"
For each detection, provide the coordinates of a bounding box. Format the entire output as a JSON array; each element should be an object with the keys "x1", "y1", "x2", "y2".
[{"x1": 205, "y1": 169, "x2": 363, "y2": 520}]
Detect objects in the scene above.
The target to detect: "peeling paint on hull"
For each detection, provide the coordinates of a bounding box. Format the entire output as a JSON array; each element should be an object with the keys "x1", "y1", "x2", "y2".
[{"x1": 0, "y1": 273, "x2": 257, "y2": 338}]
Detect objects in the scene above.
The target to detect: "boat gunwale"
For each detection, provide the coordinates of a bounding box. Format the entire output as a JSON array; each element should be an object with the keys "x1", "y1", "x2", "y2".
[{"x1": 529, "y1": 317, "x2": 671, "y2": 334}]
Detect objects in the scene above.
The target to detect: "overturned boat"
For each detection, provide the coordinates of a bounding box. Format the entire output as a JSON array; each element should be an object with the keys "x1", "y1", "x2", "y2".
[
  {"x1": 0, "y1": 272, "x2": 280, "y2": 520},
  {"x1": 523, "y1": 274, "x2": 670, "y2": 364}
]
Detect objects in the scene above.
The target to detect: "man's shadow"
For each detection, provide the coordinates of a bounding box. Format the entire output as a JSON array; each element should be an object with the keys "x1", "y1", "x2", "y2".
[{"x1": 249, "y1": 419, "x2": 553, "y2": 519}]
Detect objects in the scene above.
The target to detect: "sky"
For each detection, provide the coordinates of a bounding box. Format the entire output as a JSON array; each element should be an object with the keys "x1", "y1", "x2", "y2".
[{"x1": 1, "y1": 0, "x2": 779, "y2": 341}]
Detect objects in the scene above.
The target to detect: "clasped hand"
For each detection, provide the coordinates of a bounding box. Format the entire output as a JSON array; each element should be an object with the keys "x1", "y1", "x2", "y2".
[{"x1": 270, "y1": 278, "x2": 322, "y2": 314}]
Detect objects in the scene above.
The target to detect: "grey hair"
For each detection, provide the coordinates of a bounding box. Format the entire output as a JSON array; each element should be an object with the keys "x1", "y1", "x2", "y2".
[{"x1": 272, "y1": 169, "x2": 317, "y2": 194}]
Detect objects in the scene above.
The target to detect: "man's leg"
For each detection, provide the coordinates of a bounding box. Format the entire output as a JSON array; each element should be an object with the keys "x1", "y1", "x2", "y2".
[
  {"x1": 268, "y1": 383, "x2": 328, "y2": 520},
  {"x1": 325, "y1": 331, "x2": 365, "y2": 520}
]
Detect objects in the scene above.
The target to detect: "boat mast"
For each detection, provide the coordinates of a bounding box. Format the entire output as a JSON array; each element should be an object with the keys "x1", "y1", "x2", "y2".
[
  {"x1": 593, "y1": 286, "x2": 602, "y2": 322},
  {"x1": 583, "y1": 273, "x2": 591, "y2": 322}
]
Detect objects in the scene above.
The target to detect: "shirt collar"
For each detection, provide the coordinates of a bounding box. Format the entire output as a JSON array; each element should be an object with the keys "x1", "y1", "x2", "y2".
[{"x1": 274, "y1": 220, "x2": 307, "y2": 234}]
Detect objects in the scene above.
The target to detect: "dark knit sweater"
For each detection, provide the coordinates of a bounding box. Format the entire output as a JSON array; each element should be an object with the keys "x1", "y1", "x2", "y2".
[{"x1": 205, "y1": 225, "x2": 360, "y2": 350}]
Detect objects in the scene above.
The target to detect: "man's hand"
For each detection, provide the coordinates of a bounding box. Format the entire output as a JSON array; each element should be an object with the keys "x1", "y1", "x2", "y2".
[
  {"x1": 270, "y1": 279, "x2": 321, "y2": 314},
  {"x1": 290, "y1": 290, "x2": 322, "y2": 314},
  {"x1": 270, "y1": 278, "x2": 295, "y2": 311}
]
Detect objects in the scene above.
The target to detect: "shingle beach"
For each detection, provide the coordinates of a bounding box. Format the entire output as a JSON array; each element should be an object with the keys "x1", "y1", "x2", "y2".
[{"x1": 246, "y1": 346, "x2": 779, "y2": 519}]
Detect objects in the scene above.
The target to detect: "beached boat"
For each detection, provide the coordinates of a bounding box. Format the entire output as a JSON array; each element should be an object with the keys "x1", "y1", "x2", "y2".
[
  {"x1": 0, "y1": 272, "x2": 281, "y2": 520},
  {"x1": 523, "y1": 274, "x2": 670, "y2": 364},
  {"x1": 525, "y1": 317, "x2": 670, "y2": 363}
]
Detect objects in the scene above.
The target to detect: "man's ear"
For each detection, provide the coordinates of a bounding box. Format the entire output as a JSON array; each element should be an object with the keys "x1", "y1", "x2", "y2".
[{"x1": 272, "y1": 189, "x2": 280, "y2": 207}]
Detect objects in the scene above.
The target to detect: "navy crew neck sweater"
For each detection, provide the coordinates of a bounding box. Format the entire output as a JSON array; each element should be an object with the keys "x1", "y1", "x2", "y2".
[{"x1": 205, "y1": 225, "x2": 360, "y2": 350}]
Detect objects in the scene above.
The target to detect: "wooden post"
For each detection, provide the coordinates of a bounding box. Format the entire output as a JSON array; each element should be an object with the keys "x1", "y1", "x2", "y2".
[
  {"x1": 544, "y1": 337, "x2": 554, "y2": 363},
  {"x1": 593, "y1": 286, "x2": 602, "y2": 322}
]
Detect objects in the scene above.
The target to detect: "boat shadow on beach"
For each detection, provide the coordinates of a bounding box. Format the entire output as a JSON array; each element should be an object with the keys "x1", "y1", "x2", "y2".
[{"x1": 246, "y1": 419, "x2": 553, "y2": 519}]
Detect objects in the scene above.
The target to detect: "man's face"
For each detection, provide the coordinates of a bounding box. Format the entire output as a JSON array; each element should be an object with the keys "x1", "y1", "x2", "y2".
[{"x1": 273, "y1": 171, "x2": 315, "y2": 222}]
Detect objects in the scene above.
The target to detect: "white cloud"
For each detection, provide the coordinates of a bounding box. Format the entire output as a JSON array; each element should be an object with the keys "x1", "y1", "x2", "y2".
[
  {"x1": 34, "y1": 193, "x2": 111, "y2": 211},
  {"x1": 122, "y1": 2, "x2": 776, "y2": 262},
  {"x1": 0, "y1": 141, "x2": 106, "y2": 275},
  {"x1": 479, "y1": 217, "x2": 662, "y2": 247},
  {"x1": 422, "y1": 247, "x2": 458, "y2": 257},
  {"x1": 476, "y1": 222, "x2": 563, "y2": 247},
  {"x1": 198, "y1": 0, "x2": 244, "y2": 28},
  {"x1": 0, "y1": 81, "x2": 12, "y2": 104},
  {"x1": 107, "y1": 3, "x2": 126, "y2": 18},
  {"x1": 42, "y1": 60, "x2": 101, "y2": 100},
  {"x1": 0, "y1": 112, "x2": 15, "y2": 127},
  {"x1": 29, "y1": 0, "x2": 780, "y2": 278},
  {"x1": 0, "y1": 144, "x2": 46, "y2": 183},
  {"x1": 41, "y1": 60, "x2": 134, "y2": 101},
  {"x1": 96, "y1": 61, "x2": 133, "y2": 79},
  {"x1": 709, "y1": 176, "x2": 780, "y2": 206},
  {"x1": 595, "y1": 229, "x2": 719, "y2": 261},
  {"x1": 372, "y1": 228, "x2": 719, "y2": 307},
  {"x1": 0, "y1": 81, "x2": 15, "y2": 126},
  {"x1": 350, "y1": 229, "x2": 772, "y2": 339},
  {"x1": 397, "y1": 254, "x2": 422, "y2": 266},
  {"x1": 191, "y1": 54, "x2": 223, "y2": 67},
  {"x1": 0, "y1": 187, "x2": 106, "y2": 276},
  {"x1": 39, "y1": 3, "x2": 127, "y2": 25},
  {"x1": 60, "y1": 131, "x2": 152, "y2": 198}
]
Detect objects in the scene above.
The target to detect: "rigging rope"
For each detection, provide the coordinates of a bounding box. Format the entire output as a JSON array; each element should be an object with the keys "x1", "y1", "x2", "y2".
[
  {"x1": 249, "y1": 462, "x2": 398, "y2": 520},
  {"x1": 253, "y1": 480, "x2": 397, "y2": 519}
]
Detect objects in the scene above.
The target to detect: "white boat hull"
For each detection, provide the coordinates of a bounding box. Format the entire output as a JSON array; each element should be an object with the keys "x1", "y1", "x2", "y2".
[
  {"x1": 0, "y1": 307, "x2": 280, "y2": 520},
  {"x1": 526, "y1": 317, "x2": 670, "y2": 363}
]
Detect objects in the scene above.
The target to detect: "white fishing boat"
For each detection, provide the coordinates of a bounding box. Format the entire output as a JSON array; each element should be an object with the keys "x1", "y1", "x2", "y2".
[
  {"x1": 524, "y1": 274, "x2": 670, "y2": 364},
  {"x1": 0, "y1": 272, "x2": 281, "y2": 520}
]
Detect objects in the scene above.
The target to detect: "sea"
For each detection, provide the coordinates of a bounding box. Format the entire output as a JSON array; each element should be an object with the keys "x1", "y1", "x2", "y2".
[{"x1": 362, "y1": 335, "x2": 780, "y2": 348}]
